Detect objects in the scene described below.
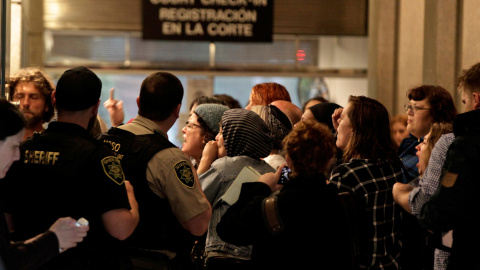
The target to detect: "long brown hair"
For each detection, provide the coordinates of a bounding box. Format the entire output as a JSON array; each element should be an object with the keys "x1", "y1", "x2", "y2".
[{"x1": 343, "y1": 96, "x2": 397, "y2": 163}]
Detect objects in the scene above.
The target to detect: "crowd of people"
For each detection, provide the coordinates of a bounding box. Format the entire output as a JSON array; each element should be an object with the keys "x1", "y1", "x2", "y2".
[{"x1": 0, "y1": 61, "x2": 479, "y2": 270}]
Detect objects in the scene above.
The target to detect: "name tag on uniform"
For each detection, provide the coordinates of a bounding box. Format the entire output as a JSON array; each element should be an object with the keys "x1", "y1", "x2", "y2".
[{"x1": 24, "y1": 150, "x2": 60, "y2": 165}]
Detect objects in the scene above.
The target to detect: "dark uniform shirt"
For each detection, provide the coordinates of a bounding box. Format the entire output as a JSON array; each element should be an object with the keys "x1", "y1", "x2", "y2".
[
  {"x1": 420, "y1": 109, "x2": 480, "y2": 270},
  {"x1": 1, "y1": 122, "x2": 131, "y2": 270}
]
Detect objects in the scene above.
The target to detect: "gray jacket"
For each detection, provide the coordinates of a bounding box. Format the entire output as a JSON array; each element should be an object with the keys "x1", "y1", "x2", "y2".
[{"x1": 199, "y1": 156, "x2": 275, "y2": 260}]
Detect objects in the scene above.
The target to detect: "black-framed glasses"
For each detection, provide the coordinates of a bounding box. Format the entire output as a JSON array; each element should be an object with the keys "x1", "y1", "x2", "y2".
[
  {"x1": 185, "y1": 121, "x2": 202, "y2": 130},
  {"x1": 404, "y1": 104, "x2": 430, "y2": 113}
]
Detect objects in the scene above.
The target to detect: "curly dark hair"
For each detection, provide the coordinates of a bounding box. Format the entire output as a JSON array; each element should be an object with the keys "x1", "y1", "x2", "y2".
[
  {"x1": 283, "y1": 120, "x2": 336, "y2": 178},
  {"x1": 8, "y1": 68, "x2": 55, "y2": 122}
]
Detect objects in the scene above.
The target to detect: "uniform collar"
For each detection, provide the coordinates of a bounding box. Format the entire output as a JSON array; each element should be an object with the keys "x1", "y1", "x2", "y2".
[
  {"x1": 130, "y1": 115, "x2": 168, "y2": 139},
  {"x1": 46, "y1": 121, "x2": 89, "y2": 136}
]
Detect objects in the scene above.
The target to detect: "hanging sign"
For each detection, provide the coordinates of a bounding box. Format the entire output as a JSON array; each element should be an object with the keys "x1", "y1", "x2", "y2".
[{"x1": 142, "y1": 0, "x2": 273, "y2": 42}]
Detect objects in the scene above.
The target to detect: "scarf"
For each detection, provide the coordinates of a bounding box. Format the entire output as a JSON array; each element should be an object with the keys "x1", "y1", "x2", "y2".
[{"x1": 221, "y1": 109, "x2": 273, "y2": 159}]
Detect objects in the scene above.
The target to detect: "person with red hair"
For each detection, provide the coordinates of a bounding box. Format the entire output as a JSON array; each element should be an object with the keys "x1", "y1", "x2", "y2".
[{"x1": 245, "y1": 82, "x2": 291, "y2": 110}]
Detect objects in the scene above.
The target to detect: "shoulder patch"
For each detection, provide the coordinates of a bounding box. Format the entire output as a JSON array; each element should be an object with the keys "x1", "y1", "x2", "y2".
[
  {"x1": 441, "y1": 172, "x2": 458, "y2": 188},
  {"x1": 101, "y1": 156, "x2": 125, "y2": 185},
  {"x1": 173, "y1": 160, "x2": 195, "y2": 188}
]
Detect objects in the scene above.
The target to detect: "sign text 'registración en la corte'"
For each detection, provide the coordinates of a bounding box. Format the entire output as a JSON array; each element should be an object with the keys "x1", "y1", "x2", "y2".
[{"x1": 142, "y1": 0, "x2": 273, "y2": 42}]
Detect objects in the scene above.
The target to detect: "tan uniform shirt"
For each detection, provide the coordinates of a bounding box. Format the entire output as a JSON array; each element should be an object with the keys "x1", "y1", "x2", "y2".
[{"x1": 119, "y1": 115, "x2": 210, "y2": 222}]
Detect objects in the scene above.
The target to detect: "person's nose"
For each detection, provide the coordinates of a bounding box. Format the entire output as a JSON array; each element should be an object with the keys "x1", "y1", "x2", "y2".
[
  {"x1": 21, "y1": 96, "x2": 31, "y2": 108},
  {"x1": 415, "y1": 144, "x2": 421, "y2": 152}
]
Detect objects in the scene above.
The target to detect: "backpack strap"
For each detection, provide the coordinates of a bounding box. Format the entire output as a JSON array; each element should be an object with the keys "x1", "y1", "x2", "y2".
[{"x1": 262, "y1": 196, "x2": 284, "y2": 235}]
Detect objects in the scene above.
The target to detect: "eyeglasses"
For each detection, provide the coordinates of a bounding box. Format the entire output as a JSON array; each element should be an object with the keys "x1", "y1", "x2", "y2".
[
  {"x1": 185, "y1": 121, "x2": 202, "y2": 130},
  {"x1": 404, "y1": 104, "x2": 431, "y2": 113}
]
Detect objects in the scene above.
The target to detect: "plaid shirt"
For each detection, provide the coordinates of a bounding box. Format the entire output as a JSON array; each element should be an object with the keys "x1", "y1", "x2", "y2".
[
  {"x1": 409, "y1": 133, "x2": 455, "y2": 270},
  {"x1": 330, "y1": 159, "x2": 402, "y2": 270}
]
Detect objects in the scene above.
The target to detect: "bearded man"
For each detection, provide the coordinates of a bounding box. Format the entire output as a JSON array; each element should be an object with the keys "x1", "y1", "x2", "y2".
[{"x1": 9, "y1": 68, "x2": 55, "y2": 140}]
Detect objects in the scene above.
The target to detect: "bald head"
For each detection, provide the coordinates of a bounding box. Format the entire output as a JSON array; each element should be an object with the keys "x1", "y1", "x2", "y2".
[{"x1": 270, "y1": 100, "x2": 303, "y2": 125}]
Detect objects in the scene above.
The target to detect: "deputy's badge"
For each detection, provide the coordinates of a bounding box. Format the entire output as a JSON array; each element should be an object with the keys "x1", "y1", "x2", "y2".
[
  {"x1": 174, "y1": 160, "x2": 195, "y2": 188},
  {"x1": 441, "y1": 172, "x2": 458, "y2": 188},
  {"x1": 101, "y1": 156, "x2": 125, "y2": 185}
]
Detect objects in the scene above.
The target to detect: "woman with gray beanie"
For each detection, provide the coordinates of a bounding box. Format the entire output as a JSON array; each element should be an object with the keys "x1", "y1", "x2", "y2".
[
  {"x1": 199, "y1": 109, "x2": 275, "y2": 270},
  {"x1": 182, "y1": 103, "x2": 229, "y2": 169}
]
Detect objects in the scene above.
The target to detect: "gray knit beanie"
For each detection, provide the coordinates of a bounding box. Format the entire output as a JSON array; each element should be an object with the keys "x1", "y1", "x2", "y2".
[{"x1": 194, "y1": 104, "x2": 229, "y2": 134}]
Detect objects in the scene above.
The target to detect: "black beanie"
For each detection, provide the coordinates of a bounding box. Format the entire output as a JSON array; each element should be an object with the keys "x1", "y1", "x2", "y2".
[
  {"x1": 308, "y1": 102, "x2": 341, "y2": 133},
  {"x1": 55, "y1": 66, "x2": 102, "y2": 111}
]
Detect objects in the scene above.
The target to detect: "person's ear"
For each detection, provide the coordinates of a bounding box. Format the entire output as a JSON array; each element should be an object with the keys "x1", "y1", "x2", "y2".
[
  {"x1": 92, "y1": 100, "x2": 100, "y2": 117},
  {"x1": 473, "y1": 92, "x2": 480, "y2": 110},
  {"x1": 173, "y1": 104, "x2": 181, "y2": 118},
  {"x1": 51, "y1": 91, "x2": 57, "y2": 107}
]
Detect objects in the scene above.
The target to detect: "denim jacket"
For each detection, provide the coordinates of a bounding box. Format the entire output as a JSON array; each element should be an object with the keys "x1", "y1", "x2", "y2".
[{"x1": 199, "y1": 156, "x2": 275, "y2": 260}]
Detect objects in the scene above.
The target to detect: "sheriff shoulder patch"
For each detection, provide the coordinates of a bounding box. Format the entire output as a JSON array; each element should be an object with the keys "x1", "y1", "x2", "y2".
[
  {"x1": 441, "y1": 172, "x2": 458, "y2": 188},
  {"x1": 101, "y1": 156, "x2": 125, "y2": 185},
  {"x1": 174, "y1": 160, "x2": 195, "y2": 188}
]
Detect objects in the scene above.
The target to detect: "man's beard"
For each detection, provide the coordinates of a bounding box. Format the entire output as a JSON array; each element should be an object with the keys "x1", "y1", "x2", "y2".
[
  {"x1": 22, "y1": 110, "x2": 44, "y2": 129},
  {"x1": 86, "y1": 114, "x2": 98, "y2": 135}
]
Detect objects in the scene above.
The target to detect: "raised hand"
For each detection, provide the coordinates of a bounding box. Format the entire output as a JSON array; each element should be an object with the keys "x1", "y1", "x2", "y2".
[{"x1": 103, "y1": 88, "x2": 124, "y2": 127}]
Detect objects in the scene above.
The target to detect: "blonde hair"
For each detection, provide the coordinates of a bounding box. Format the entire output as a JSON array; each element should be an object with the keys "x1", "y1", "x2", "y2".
[{"x1": 421, "y1": 122, "x2": 453, "y2": 170}]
